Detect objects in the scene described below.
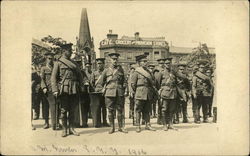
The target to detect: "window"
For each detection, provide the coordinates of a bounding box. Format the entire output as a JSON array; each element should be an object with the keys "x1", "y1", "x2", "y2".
[{"x1": 154, "y1": 51, "x2": 160, "y2": 59}]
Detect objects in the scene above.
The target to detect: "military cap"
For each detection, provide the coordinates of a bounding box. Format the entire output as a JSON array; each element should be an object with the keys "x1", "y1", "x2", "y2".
[
  {"x1": 85, "y1": 62, "x2": 92, "y2": 66},
  {"x1": 135, "y1": 54, "x2": 147, "y2": 62},
  {"x1": 197, "y1": 59, "x2": 209, "y2": 66},
  {"x1": 164, "y1": 57, "x2": 173, "y2": 63},
  {"x1": 177, "y1": 63, "x2": 187, "y2": 67},
  {"x1": 108, "y1": 52, "x2": 120, "y2": 58},
  {"x1": 148, "y1": 64, "x2": 155, "y2": 68},
  {"x1": 157, "y1": 58, "x2": 165, "y2": 64},
  {"x1": 44, "y1": 52, "x2": 55, "y2": 56},
  {"x1": 96, "y1": 58, "x2": 105, "y2": 63},
  {"x1": 60, "y1": 43, "x2": 73, "y2": 51}
]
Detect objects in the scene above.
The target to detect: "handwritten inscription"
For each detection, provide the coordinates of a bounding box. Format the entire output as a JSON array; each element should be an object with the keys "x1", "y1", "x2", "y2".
[{"x1": 30, "y1": 144, "x2": 147, "y2": 155}]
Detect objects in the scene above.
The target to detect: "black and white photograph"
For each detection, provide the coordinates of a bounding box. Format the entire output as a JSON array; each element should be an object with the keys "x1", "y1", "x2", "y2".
[{"x1": 1, "y1": 1, "x2": 249, "y2": 155}]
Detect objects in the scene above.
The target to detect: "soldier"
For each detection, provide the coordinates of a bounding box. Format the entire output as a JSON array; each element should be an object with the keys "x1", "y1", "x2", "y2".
[
  {"x1": 148, "y1": 64, "x2": 157, "y2": 118},
  {"x1": 128, "y1": 65, "x2": 136, "y2": 125},
  {"x1": 51, "y1": 43, "x2": 83, "y2": 137},
  {"x1": 130, "y1": 54, "x2": 157, "y2": 133},
  {"x1": 192, "y1": 60, "x2": 211, "y2": 123},
  {"x1": 204, "y1": 68, "x2": 214, "y2": 117},
  {"x1": 40, "y1": 52, "x2": 62, "y2": 130},
  {"x1": 156, "y1": 58, "x2": 178, "y2": 131},
  {"x1": 72, "y1": 58, "x2": 90, "y2": 128},
  {"x1": 155, "y1": 58, "x2": 165, "y2": 125},
  {"x1": 175, "y1": 63, "x2": 191, "y2": 123},
  {"x1": 98, "y1": 52, "x2": 128, "y2": 134},
  {"x1": 84, "y1": 62, "x2": 93, "y2": 119},
  {"x1": 32, "y1": 65, "x2": 41, "y2": 120},
  {"x1": 91, "y1": 58, "x2": 110, "y2": 127}
]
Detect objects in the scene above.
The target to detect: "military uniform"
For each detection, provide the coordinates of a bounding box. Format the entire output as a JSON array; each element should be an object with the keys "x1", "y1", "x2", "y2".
[
  {"x1": 51, "y1": 43, "x2": 83, "y2": 137},
  {"x1": 41, "y1": 62, "x2": 62, "y2": 129},
  {"x1": 154, "y1": 59, "x2": 165, "y2": 125},
  {"x1": 156, "y1": 58, "x2": 178, "y2": 131},
  {"x1": 175, "y1": 65, "x2": 191, "y2": 123},
  {"x1": 32, "y1": 71, "x2": 41, "y2": 120},
  {"x1": 91, "y1": 58, "x2": 109, "y2": 127},
  {"x1": 192, "y1": 67, "x2": 211, "y2": 123},
  {"x1": 99, "y1": 52, "x2": 127, "y2": 134},
  {"x1": 128, "y1": 67, "x2": 135, "y2": 125},
  {"x1": 130, "y1": 54, "x2": 157, "y2": 133}
]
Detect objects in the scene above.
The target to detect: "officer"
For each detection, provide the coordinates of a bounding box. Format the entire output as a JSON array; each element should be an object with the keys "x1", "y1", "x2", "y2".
[
  {"x1": 98, "y1": 52, "x2": 128, "y2": 134},
  {"x1": 85, "y1": 62, "x2": 93, "y2": 119},
  {"x1": 148, "y1": 64, "x2": 157, "y2": 118},
  {"x1": 128, "y1": 65, "x2": 135, "y2": 119},
  {"x1": 32, "y1": 65, "x2": 41, "y2": 120},
  {"x1": 192, "y1": 60, "x2": 211, "y2": 123},
  {"x1": 72, "y1": 57, "x2": 90, "y2": 128},
  {"x1": 175, "y1": 63, "x2": 191, "y2": 123},
  {"x1": 155, "y1": 58, "x2": 165, "y2": 125},
  {"x1": 51, "y1": 43, "x2": 83, "y2": 137},
  {"x1": 91, "y1": 58, "x2": 110, "y2": 127},
  {"x1": 156, "y1": 57, "x2": 178, "y2": 131},
  {"x1": 40, "y1": 52, "x2": 62, "y2": 130},
  {"x1": 204, "y1": 68, "x2": 214, "y2": 118},
  {"x1": 130, "y1": 54, "x2": 157, "y2": 133}
]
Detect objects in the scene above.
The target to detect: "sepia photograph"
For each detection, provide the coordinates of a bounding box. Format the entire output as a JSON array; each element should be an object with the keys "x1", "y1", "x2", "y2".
[{"x1": 1, "y1": 1, "x2": 249, "y2": 155}]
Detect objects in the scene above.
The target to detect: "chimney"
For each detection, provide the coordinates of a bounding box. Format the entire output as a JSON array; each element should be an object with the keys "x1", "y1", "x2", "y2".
[
  {"x1": 107, "y1": 29, "x2": 118, "y2": 40},
  {"x1": 135, "y1": 32, "x2": 140, "y2": 40}
]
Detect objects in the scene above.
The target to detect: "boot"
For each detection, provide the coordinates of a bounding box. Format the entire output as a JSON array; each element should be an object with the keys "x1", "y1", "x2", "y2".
[
  {"x1": 32, "y1": 124, "x2": 36, "y2": 130},
  {"x1": 108, "y1": 114, "x2": 115, "y2": 134},
  {"x1": 118, "y1": 115, "x2": 128, "y2": 133},
  {"x1": 183, "y1": 112, "x2": 189, "y2": 123},
  {"x1": 61, "y1": 119, "x2": 67, "y2": 137},
  {"x1": 69, "y1": 125, "x2": 80, "y2": 136},
  {"x1": 203, "y1": 115, "x2": 209, "y2": 123},
  {"x1": 212, "y1": 107, "x2": 217, "y2": 123},
  {"x1": 173, "y1": 114, "x2": 179, "y2": 124},
  {"x1": 194, "y1": 110, "x2": 201, "y2": 124},
  {"x1": 43, "y1": 119, "x2": 49, "y2": 129},
  {"x1": 145, "y1": 123, "x2": 156, "y2": 131},
  {"x1": 135, "y1": 112, "x2": 141, "y2": 133},
  {"x1": 162, "y1": 113, "x2": 168, "y2": 131},
  {"x1": 168, "y1": 115, "x2": 178, "y2": 131}
]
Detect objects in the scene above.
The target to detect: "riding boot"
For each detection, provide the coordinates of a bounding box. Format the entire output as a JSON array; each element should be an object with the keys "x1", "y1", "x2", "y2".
[
  {"x1": 69, "y1": 124, "x2": 80, "y2": 136},
  {"x1": 194, "y1": 110, "x2": 201, "y2": 124},
  {"x1": 118, "y1": 114, "x2": 128, "y2": 133},
  {"x1": 61, "y1": 118, "x2": 67, "y2": 137},
  {"x1": 108, "y1": 113, "x2": 115, "y2": 134},
  {"x1": 162, "y1": 112, "x2": 168, "y2": 131},
  {"x1": 168, "y1": 113, "x2": 178, "y2": 130},
  {"x1": 183, "y1": 111, "x2": 189, "y2": 123},
  {"x1": 135, "y1": 112, "x2": 141, "y2": 133},
  {"x1": 145, "y1": 122, "x2": 156, "y2": 131},
  {"x1": 212, "y1": 107, "x2": 217, "y2": 123},
  {"x1": 43, "y1": 119, "x2": 49, "y2": 129}
]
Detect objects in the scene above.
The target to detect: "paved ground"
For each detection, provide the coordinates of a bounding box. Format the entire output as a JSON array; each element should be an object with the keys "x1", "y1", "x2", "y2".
[{"x1": 30, "y1": 98, "x2": 219, "y2": 155}]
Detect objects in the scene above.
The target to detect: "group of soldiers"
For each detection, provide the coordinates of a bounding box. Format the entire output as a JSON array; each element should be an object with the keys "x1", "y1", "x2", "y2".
[{"x1": 32, "y1": 43, "x2": 216, "y2": 137}]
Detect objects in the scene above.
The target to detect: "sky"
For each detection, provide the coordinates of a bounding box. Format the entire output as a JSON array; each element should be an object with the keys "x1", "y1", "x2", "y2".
[{"x1": 31, "y1": 1, "x2": 220, "y2": 57}]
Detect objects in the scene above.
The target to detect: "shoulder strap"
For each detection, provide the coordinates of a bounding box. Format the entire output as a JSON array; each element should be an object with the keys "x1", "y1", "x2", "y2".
[{"x1": 135, "y1": 67, "x2": 154, "y2": 87}]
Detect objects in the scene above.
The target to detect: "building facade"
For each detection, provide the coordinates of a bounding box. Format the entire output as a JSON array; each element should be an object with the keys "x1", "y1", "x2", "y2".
[
  {"x1": 99, "y1": 31, "x2": 169, "y2": 68},
  {"x1": 169, "y1": 46, "x2": 216, "y2": 65}
]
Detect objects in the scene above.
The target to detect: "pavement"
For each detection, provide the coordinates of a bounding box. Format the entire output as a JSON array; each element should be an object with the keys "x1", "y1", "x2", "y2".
[{"x1": 30, "y1": 97, "x2": 219, "y2": 155}]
